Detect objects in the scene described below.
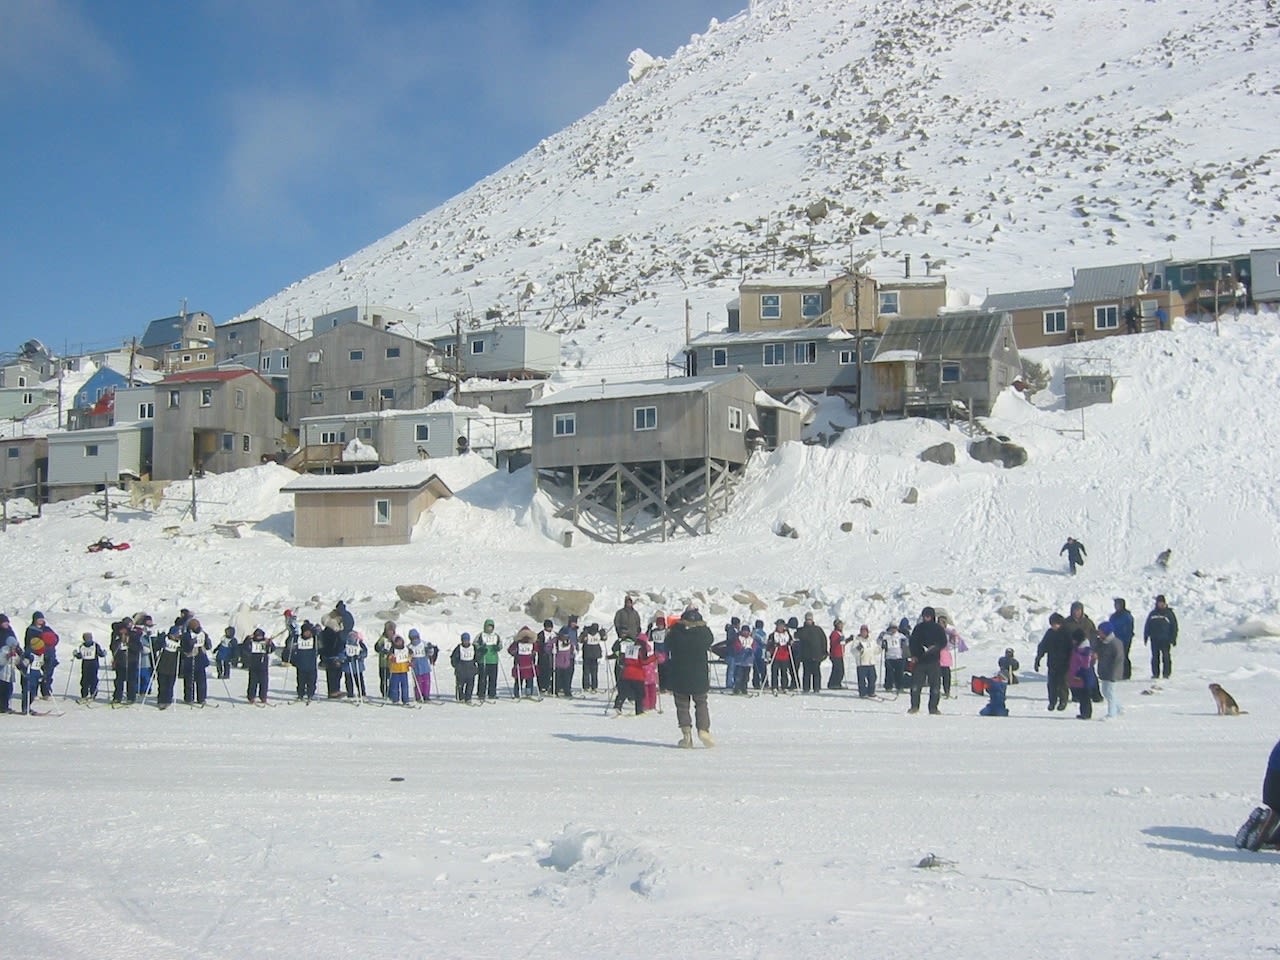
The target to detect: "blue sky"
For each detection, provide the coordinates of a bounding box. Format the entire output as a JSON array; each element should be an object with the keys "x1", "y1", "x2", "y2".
[{"x1": 0, "y1": 0, "x2": 740, "y2": 357}]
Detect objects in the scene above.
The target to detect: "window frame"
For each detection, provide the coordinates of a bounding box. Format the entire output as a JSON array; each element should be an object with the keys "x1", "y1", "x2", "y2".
[
  {"x1": 199, "y1": 388, "x2": 213, "y2": 407},
  {"x1": 470, "y1": 339, "x2": 485, "y2": 355},
  {"x1": 374, "y1": 498, "x2": 391, "y2": 526},
  {"x1": 838, "y1": 349, "x2": 856, "y2": 365},
  {"x1": 801, "y1": 293, "x2": 822, "y2": 319},
  {"x1": 793, "y1": 341, "x2": 817, "y2": 365},
  {"x1": 385, "y1": 346, "x2": 401, "y2": 359},
  {"x1": 1043, "y1": 309, "x2": 1067, "y2": 335},
  {"x1": 138, "y1": 401, "x2": 154, "y2": 420},
  {"x1": 760, "y1": 294, "x2": 781, "y2": 320},
  {"x1": 84, "y1": 444, "x2": 99, "y2": 457},
  {"x1": 348, "y1": 389, "x2": 365, "y2": 402},
  {"x1": 941, "y1": 362, "x2": 962, "y2": 384},
  {"x1": 553, "y1": 413, "x2": 576, "y2": 437},
  {"x1": 349, "y1": 349, "x2": 364, "y2": 362},
  {"x1": 878, "y1": 291, "x2": 900, "y2": 316},
  {"x1": 1094, "y1": 305, "x2": 1119, "y2": 330},
  {"x1": 415, "y1": 424, "x2": 430, "y2": 442},
  {"x1": 728, "y1": 406, "x2": 744, "y2": 433},
  {"x1": 762, "y1": 343, "x2": 785, "y2": 366},
  {"x1": 711, "y1": 347, "x2": 728, "y2": 369},
  {"x1": 633, "y1": 405, "x2": 657, "y2": 432}
]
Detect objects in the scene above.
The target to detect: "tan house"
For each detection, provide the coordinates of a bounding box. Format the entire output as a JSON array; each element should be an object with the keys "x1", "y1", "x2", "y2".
[
  {"x1": 732, "y1": 271, "x2": 946, "y2": 334},
  {"x1": 152, "y1": 368, "x2": 284, "y2": 480},
  {"x1": 282, "y1": 465, "x2": 454, "y2": 548}
]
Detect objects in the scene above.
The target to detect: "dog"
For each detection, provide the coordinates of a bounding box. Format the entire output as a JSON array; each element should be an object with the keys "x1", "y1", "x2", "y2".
[
  {"x1": 1155, "y1": 548, "x2": 1172, "y2": 569},
  {"x1": 1209, "y1": 682, "x2": 1246, "y2": 715},
  {"x1": 126, "y1": 478, "x2": 166, "y2": 512}
]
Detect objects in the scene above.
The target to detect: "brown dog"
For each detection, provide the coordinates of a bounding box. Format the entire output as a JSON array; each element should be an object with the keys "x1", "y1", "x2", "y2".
[{"x1": 1209, "y1": 683, "x2": 1246, "y2": 715}]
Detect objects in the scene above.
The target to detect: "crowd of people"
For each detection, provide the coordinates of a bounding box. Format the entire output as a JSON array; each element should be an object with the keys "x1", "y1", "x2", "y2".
[{"x1": 0, "y1": 593, "x2": 1180, "y2": 724}]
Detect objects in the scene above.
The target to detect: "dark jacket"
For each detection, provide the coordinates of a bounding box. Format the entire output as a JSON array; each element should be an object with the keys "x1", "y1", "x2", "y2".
[
  {"x1": 794, "y1": 624, "x2": 828, "y2": 661},
  {"x1": 1144, "y1": 606, "x2": 1179, "y2": 645},
  {"x1": 908, "y1": 620, "x2": 947, "y2": 665},
  {"x1": 664, "y1": 617, "x2": 714, "y2": 695},
  {"x1": 1035, "y1": 626, "x2": 1073, "y2": 670},
  {"x1": 613, "y1": 606, "x2": 641, "y2": 640}
]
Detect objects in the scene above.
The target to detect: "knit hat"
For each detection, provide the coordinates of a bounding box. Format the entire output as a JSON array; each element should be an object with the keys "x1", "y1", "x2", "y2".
[
  {"x1": 284, "y1": 609, "x2": 294, "y2": 618},
  {"x1": 682, "y1": 607, "x2": 699, "y2": 621},
  {"x1": 461, "y1": 632, "x2": 471, "y2": 642},
  {"x1": 775, "y1": 618, "x2": 787, "y2": 627},
  {"x1": 484, "y1": 619, "x2": 494, "y2": 628},
  {"x1": 32, "y1": 611, "x2": 44, "y2": 621},
  {"x1": 921, "y1": 606, "x2": 936, "y2": 619},
  {"x1": 544, "y1": 619, "x2": 554, "y2": 628},
  {"x1": 1098, "y1": 621, "x2": 1114, "y2": 636},
  {"x1": 754, "y1": 619, "x2": 764, "y2": 629},
  {"x1": 739, "y1": 625, "x2": 751, "y2": 634},
  {"x1": 898, "y1": 617, "x2": 911, "y2": 632},
  {"x1": 1155, "y1": 594, "x2": 1166, "y2": 604},
  {"x1": 803, "y1": 612, "x2": 814, "y2": 622},
  {"x1": 408, "y1": 629, "x2": 420, "y2": 639},
  {"x1": 786, "y1": 616, "x2": 799, "y2": 629}
]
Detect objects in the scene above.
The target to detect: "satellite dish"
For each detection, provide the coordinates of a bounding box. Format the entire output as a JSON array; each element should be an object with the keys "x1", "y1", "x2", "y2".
[
  {"x1": 468, "y1": 318, "x2": 481, "y2": 329},
  {"x1": 21, "y1": 338, "x2": 48, "y2": 357}
]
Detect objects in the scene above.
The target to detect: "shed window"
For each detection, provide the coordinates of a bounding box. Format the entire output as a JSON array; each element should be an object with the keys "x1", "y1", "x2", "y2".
[
  {"x1": 1043, "y1": 309, "x2": 1066, "y2": 335},
  {"x1": 197, "y1": 353, "x2": 207, "y2": 362},
  {"x1": 554, "y1": 413, "x2": 576, "y2": 437},
  {"x1": 801, "y1": 293, "x2": 822, "y2": 318},
  {"x1": 320, "y1": 431, "x2": 343, "y2": 444},
  {"x1": 281, "y1": 354, "x2": 289, "y2": 370},
  {"x1": 349, "y1": 389, "x2": 365, "y2": 401},
  {"x1": 712, "y1": 347, "x2": 728, "y2": 368},
  {"x1": 762, "y1": 343, "x2": 785, "y2": 366},
  {"x1": 22, "y1": 392, "x2": 34, "y2": 405},
  {"x1": 633, "y1": 406, "x2": 657, "y2": 431},
  {"x1": 221, "y1": 433, "x2": 234, "y2": 452},
  {"x1": 1094, "y1": 305, "x2": 1119, "y2": 330},
  {"x1": 941, "y1": 363, "x2": 961, "y2": 383},
  {"x1": 138, "y1": 402, "x2": 154, "y2": 419},
  {"x1": 728, "y1": 406, "x2": 743, "y2": 432},
  {"x1": 199, "y1": 388, "x2": 213, "y2": 407},
  {"x1": 839, "y1": 349, "x2": 855, "y2": 365},
  {"x1": 374, "y1": 498, "x2": 391, "y2": 526},
  {"x1": 760, "y1": 294, "x2": 781, "y2": 320},
  {"x1": 471, "y1": 339, "x2": 485, "y2": 355},
  {"x1": 415, "y1": 424, "x2": 430, "y2": 442},
  {"x1": 386, "y1": 347, "x2": 401, "y2": 359},
  {"x1": 793, "y1": 341, "x2": 816, "y2": 365},
  {"x1": 349, "y1": 350, "x2": 364, "y2": 362},
  {"x1": 878, "y1": 291, "x2": 900, "y2": 316},
  {"x1": 7, "y1": 447, "x2": 19, "y2": 459},
  {"x1": 84, "y1": 444, "x2": 99, "y2": 457}
]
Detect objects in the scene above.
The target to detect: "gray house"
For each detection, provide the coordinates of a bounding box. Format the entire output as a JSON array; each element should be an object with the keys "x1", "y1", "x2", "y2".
[
  {"x1": 151, "y1": 369, "x2": 284, "y2": 480},
  {"x1": 0, "y1": 435, "x2": 48, "y2": 503},
  {"x1": 137, "y1": 310, "x2": 216, "y2": 367},
  {"x1": 0, "y1": 385, "x2": 57, "y2": 424},
  {"x1": 45, "y1": 424, "x2": 147, "y2": 502},
  {"x1": 295, "y1": 406, "x2": 484, "y2": 470},
  {"x1": 683, "y1": 327, "x2": 876, "y2": 400},
  {"x1": 216, "y1": 317, "x2": 298, "y2": 369},
  {"x1": 1250, "y1": 247, "x2": 1280, "y2": 305},
  {"x1": 288, "y1": 322, "x2": 436, "y2": 429},
  {"x1": 860, "y1": 312, "x2": 1021, "y2": 420},
  {"x1": 425, "y1": 325, "x2": 560, "y2": 380},
  {"x1": 528, "y1": 372, "x2": 802, "y2": 542},
  {"x1": 282, "y1": 465, "x2": 454, "y2": 548}
]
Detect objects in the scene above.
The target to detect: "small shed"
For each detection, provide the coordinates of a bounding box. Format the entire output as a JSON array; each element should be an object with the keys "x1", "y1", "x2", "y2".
[{"x1": 282, "y1": 466, "x2": 454, "y2": 548}]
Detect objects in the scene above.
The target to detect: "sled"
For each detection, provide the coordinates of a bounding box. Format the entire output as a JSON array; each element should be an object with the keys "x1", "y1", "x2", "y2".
[{"x1": 87, "y1": 538, "x2": 131, "y2": 553}]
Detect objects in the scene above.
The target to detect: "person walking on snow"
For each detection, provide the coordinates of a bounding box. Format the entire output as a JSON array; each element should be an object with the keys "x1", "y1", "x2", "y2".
[
  {"x1": 907, "y1": 607, "x2": 947, "y2": 715},
  {"x1": 1035, "y1": 612, "x2": 1073, "y2": 712},
  {"x1": 1060, "y1": 536, "x2": 1087, "y2": 576},
  {"x1": 475, "y1": 619, "x2": 502, "y2": 702},
  {"x1": 1143, "y1": 594, "x2": 1179, "y2": 681},
  {"x1": 1110, "y1": 598, "x2": 1136, "y2": 680},
  {"x1": 665, "y1": 607, "x2": 715, "y2": 747},
  {"x1": 1094, "y1": 622, "x2": 1124, "y2": 719}
]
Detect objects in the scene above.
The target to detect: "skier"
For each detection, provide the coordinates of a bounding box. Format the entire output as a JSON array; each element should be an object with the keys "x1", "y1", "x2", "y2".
[
  {"x1": 535, "y1": 619, "x2": 556, "y2": 695},
  {"x1": 766, "y1": 619, "x2": 796, "y2": 692},
  {"x1": 108, "y1": 620, "x2": 131, "y2": 703},
  {"x1": 853, "y1": 624, "x2": 878, "y2": 698},
  {"x1": 610, "y1": 631, "x2": 653, "y2": 716},
  {"x1": 1143, "y1": 594, "x2": 1178, "y2": 681},
  {"x1": 507, "y1": 626, "x2": 539, "y2": 699},
  {"x1": 730, "y1": 624, "x2": 754, "y2": 694},
  {"x1": 648, "y1": 613, "x2": 669, "y2": 692},
  {"x1": 1236, "y1": 739, "x2": 1280, "y2": 852},
  {"x1": 666, "y1": 607, "x2": 714, "y2": 747},
  {"x1": 387, "y1": 633, "x2": 413, "y2": 705},
  {"x1": 750, "y1": 620, "x2": 768, "y2": 691},
  {"x1": 291, "y1": 621, "x2": 319, "y2": 702},
  {"x1": 319, "y1": 607, "x2": 346, "y2": 698},
  {"x1": 342, "y1": 630, "x2": 368, "y2": 699},
  {"x1": 154, "y1": 626, "x2": 182, "y2": 709},
  {"x1": 451, "y1": 632, "x2": 478, "y2": 703},
  {"x1": 373, "y1": 621, "x2": 397, "y2": 699},
  {"x1": 132, "y1": 614, "x2": 156, "y2": 700},
  {"x1": 579, "y1": 623, "x2": 604, "y2": 692},
  {"x1": 907, "y1": 606, "x2": 947, "y2": 715},
  {"x1": 407, "y1": 628, "x2": 436, "y2": 702},
  {"x1": 879, "y1": 622, "x2": 907, "y2": 694},
  {"x1": 475, "y1": 619, "x2": 502, "y2": 702},
  {"x1": 180, "y1": 617, "x2": 211, "y2": 705},
  {"x1": 72, "y1": 632, "x2": 105, "y2": 702},
  {"x1": 0, "y1": 616, "x2": 20, "y2": 713},
  {"x1": 553, "y1": 618, "x2": 578, "y2": 697},
  {"x1": 243, "y1": 627, "x2": 275, "y2": 704},
  {"x1": 1060, "y1": 536, "x2": 1087, "y2": 576},
  {"x1": 214, "y1": 626, "x2": 238, "y2": 680},
  {"x1": 24, "y1": 611, "x2": 59, "y2": 700}
]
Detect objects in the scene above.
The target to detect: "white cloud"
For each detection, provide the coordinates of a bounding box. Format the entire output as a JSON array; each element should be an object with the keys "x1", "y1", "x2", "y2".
[{"x1": 0, "y1": 0, "x2": 122, "y2": 96}]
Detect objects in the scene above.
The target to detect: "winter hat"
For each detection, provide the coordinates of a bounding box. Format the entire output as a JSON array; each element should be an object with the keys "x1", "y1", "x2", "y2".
[
  {"x1": 859, "y1": 624, "x2": 870, "y2": 635},
  {"x1": 682, "y1": 608, "x2": 700, "y2": 622},
  {"x1": 1049, "y1": 612, "x2": 1065, "y2": 625},
  {"x1": 754, "y1": 619, "x2": 764, "y2": 629},
  {"x1": 921, "y1": 606, "x2": 936, "y2": 619},
  {"x1": 731, "y1": 616, "x2": 740, "y2": 625},
  {"x1": 0, "y1": 613, "x2": 8, "y2": 624},
  {"x1": 543, "y1": 619, "x2": 554, "y2": 628},
  {"x1": 898, "y1": 617, "x2": 911, "y2": 633},
  {"x1": 775, "y1": 618, "x2": 787, "y2": 627},
  {"x1": 32, "y1": 611, "x2": 44, "y2": 621},
  {"x1": 82, "y1": 632, "x2": 93, "y2": 641},
  {"x1": 803, "y1": 612, "x2": 814, "y2": 622},
  {"x1": 284, "y1": 609, "x2": 294, "y2": 618},
  {"x1": 568, "y1": 614, "x2": 579, "y2": 624},
  {"x1": 461, "y1": 632, "x2": 472, "y2": 642},
  {"x1": 786, "y1": 616, "x2": 799, "y2": 630},
  {"x1": 408, "y1": 629, "x2": 420, "y2": 640},
  {"x1": 484, "y1": 619, "x2": 495, "y2": 628},
  {"x1": 1098, "y1": 622, "x2": 1114, "y2": 636},
  {"x1": 740, "y1": 625, "x2": 751, "y2": 635},
  {"x1": 1155, "y1": 594, "x2": 1167, "y2": 604},
  {"x1": 1070, "y1": 601, "x2": 1084, "y2": 613}
]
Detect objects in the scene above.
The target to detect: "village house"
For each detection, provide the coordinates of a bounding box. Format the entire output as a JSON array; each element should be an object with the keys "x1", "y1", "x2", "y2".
[
  {"x1": 151, "y1": 369, "x2": 283, "y2": 481},
  {"x1": 731, "y1": 266, "x2": 947, "y2": 334},
  {"x1": 424, "y1": 324, "x2": 561, "y2": 382},
  {"x1": 682, "y1": 326, "x2": 876, "y2": 401},
  {"x1": 1250, "y1": 247, "x2": 1280, "y2": 307},
  {"x1": 45, "y1": 424, "x2": 148, "y2": 502},
  {"x1": 0, "y1": 385, "x2": 58, "y2": 424},
  {"x1": 860, "y1": 312, "x2": 1021, "y2": 421},
  {"x1": 528, "y1": 372, "x2": 802, "y2": 542},
  {"x1": 215, "y1": 317, "x2": 298, "y2": 379},
  {"x1": 454, "y1": 378, "x2": 547, "y2": 415},
  {"x1": 1152, "y1": 253, "x2": 1252, "y2": 317},
  {"x1": 281, "y1": 464, "x2": 454, "y2": 548},
  {"x1": 293, "y1": 406, "x2": 487, "y2": 472},
  {"x1": 982, "y1": 263, "x2": 1157, "y2": 349},
  {"x1": 0, "y1": 435, "x2": 48, "y2": 503},
  {"x1": 137, "y1": 310, "x2": 216, "y2": 370},
  {"x1": 68, "y1": 366, "x2": 163, "y2": 430}
]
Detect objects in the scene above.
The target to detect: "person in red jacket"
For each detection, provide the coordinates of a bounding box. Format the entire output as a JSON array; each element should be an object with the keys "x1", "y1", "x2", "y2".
[
  {"x1": 508, "y1": 626, "x2": 539, "y2": 700},
  {"x1": 609, "y1": 633, "x2": 653, "y2": 716}
]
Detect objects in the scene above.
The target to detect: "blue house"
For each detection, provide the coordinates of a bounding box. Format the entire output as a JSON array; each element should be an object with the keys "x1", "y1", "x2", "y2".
[{"x1": 74, "y1": 367, "x2": 130, "y2": 414}]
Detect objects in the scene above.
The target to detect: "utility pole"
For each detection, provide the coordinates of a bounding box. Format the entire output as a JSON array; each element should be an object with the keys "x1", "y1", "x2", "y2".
[{"x1": 128, "y1": 337, "x2": 138, "y2": 387}]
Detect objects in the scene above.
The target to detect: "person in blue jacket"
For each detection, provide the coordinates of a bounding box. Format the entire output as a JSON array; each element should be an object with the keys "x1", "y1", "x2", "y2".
[
  {"x1": 1109, "y1": 598, "x2": 1136, "y2": 680},
  {"x1": 1143, "y1": 595, "x2": 1179, "y2": 681},
  {"x1": 1236, "y1": 739, "x2": 1280, "y2": 851},
  {"x1": 291, "y1": 621, "x2": 319, "y2": 702},
  {"x1": 751, "y1": 620, "x2": 768, "y2": 691}
]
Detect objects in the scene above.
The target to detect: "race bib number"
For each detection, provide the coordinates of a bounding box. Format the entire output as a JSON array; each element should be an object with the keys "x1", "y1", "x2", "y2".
[
  {"x1": 165, "y1": 638, "x2": 181, "y2": 653},
  {"x1": 622, "y1": 642, "x2": 638, "y2": 660},
  {"x1": 392, "y1": 649, "x2": 410, "y2": 665},
  {"x1": 458, "y1": 646, "x2": 475, "y2": 662},
  {"x1": 252, "y1": 641, "x2": 266, "y2": 655},
  {"x1": 558, "y1": 638, "x2": 571, "y2": 651},
  {"x1": 296, "y1": 638, "x2": 314, "y2": 650},
  {"x1": 345, "y1": 644, "x2": 359, "y2": 658},
  {"x1": 516, "y1": 641, "x2": 533, "y2": 657}
]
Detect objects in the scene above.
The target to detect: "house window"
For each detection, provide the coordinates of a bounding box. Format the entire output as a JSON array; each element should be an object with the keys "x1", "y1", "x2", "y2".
[
  {"x1": 762, "y1": 343, "x2": 785, "y2": 366},
  {"x1": 379, "y1": 388, "x2": 394, "y2": 402},
  {"x1": 21, "y1": 392, "x2": 33, "y2": 405},
  {"x1": 1094, "y1": 305, "x2": 1119, "y2": 330},
  {"x1": 307, "y1": 351, "x2": 321, "y2": 363},
  {"x1": 712, "y1": 347, "x2": 728, "y2": 368},
  {"x1": 6, "y1": 447, "x2": 18, "y2": 459},
  {"x1": 415, "y1": 424, "x2": 430, "y2": 442},
  {"x1": 801, "y1": 293, "x2": 822, "y2": 318},
  {"x1": 221, "y1": 433, "x2": 234, "y2": 452},
  {"x1": 386, "y1": 347, "x2": 401, "y2": 359},
  {"x1": 242, "y1": 435, "x2": 250, "y2": 453},
  {"x1": 181, "y1": 354, "x2": 192, "y2": 364},
  {"x1": 16, "y1": 376, "x2": 26, "y2": 387},
  {"x1": 728, "y1": 406, "x2": 743, "y2": 432},
  {"x1": 320, "y1": 431, "x2": 343, "y2": 444},
  {"x1": 199, "y1": 388, "x2": 213, "y2": 407},
  {"x1": 235, "y1": 388, "x2": 245, "y2": 409},
  {"x1": 197, "y1": 352, "x2": 207, "y2": 362},
  {"x1": 553, "y1": 413, "x2": 576, "y2": 437},
  {"x1": 471, "y1": 339, "x2": 485, "y2": 355},
  {"x1": 171, "y1": 341, "x2": 181, "y2": 350},
  {"x1": 84, "y1": 444, "x2": 99, "y2": 457},
  {"x1": 760, "y1": 294, "x2": 781, "y2": 320},
  {"x1": 878, "y1": 291, "x2": 900, "y2": 316},
  {"x1": 95, "y1": 387, "x2": 106, "y2": 400},
  {"x1": 260, "y1": 356, "x2": 271, "y2": 371},
  {"x1": 310, "y1": 389, "x2": 323, "y2": 404},
  {"x1": 633, "y1": 406, "x2": 657, "y2": 431},
  {"x1": 138, "y1": 402, "x2": 154, "y2": 420},
  {"x1": 443, "y1": 343, "x2": 456, "y2": 358},
  {"x1": 374, "y1": 498, "x2": 391, "y2": 526},
  {"x1": 197, "y1": 321, "x2": 208, "y2": 333},
  {"x1": 839, "y1": 349, "x2": 856, "y2": 365},
  {"x1": 357, "y1": 427, "x2": 373, "y2": 441},
  {"x1": 228, "y1": 331, "x2": 239, "y2": 340},
  {"x1": 793, "y1": 341, "x2": 817, "y2": 365},
  {"x1": 941, "y1": 363, "x2": 961, "y2": 383},
  {"x1": 349, "y1": 389, "x2": 365, "y2": 401},
  {"x1": 1043, "y1": 309, "x2": 1067, "y2": 335},
  {"x1": 281, "y1": 354, "x2": 289, "y2": 370},
  {"x1": 168, "y1": 390, "x2": 180, "y2": 409},
  {"x1": 349, "y1": 349, "x2": 364, "y2": 362}
]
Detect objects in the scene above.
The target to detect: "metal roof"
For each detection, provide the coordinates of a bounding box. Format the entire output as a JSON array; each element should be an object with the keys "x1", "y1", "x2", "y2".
[
  {"x1": 981, "y1": 287, "x2": 1070, "y2": 311},
  {"x1": 282, "y1": 465, "x2": 454, "y2": 494},
  {"x1": 527, "y1": 373, "x2": 752, "y2": 408},
  {"x1": 688, "y1": 327, "x2": 855, "y2": 347},
  {"x1": 1070, "y1": 263, "x2": 1145, "y2": 302},
  {"x1": 870, "y1": 312, "x2": 1013, "y2": 360}
]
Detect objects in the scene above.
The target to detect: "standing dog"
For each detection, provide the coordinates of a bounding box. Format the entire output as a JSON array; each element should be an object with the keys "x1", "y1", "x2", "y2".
[{"x1": 1209, "y1": 682, "x2": 1246, "y2": 715}]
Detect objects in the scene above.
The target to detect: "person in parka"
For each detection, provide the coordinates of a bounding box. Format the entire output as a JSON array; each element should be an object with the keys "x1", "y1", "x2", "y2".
[
  {"x1": 180, "y1": 617, "x2": 212, "y2": 705},
  {"x1": 291, "y1": 621, "x2": 320, "y2": 701},
  {"x1": 154, "y1": 626, "x2": 183, "y2": 708},
  {"x1": 609, "y1": 631, "x2": 654, "y2": 716},
  {"x1": 1034, "y1": 613, "x2": 1073, "y2": 711},
  {"x1": 794, "y1": 612, "x2": 827, "y2": 694},
  {"x1": 907, "y1": 607, "x2": 947, "y2": 715},
  {"x1": 507, "y1": 626, "x2": 538, "y2": 699},
  {"x1": 1143, "y1": 594, "x2": 1179, "y2": 681},
  {"x1": 243, "y1": 627, "x2": 276, "y2": 703},
  {"x1": 613, "y1": 596, "x2": 641, "y2": 641},
  {"x1": 451, "y1": 633, "x2": 478, "y2": 703},
  {"x1": 1094, "y1": 622, "x2": 1124, "y2": 719},
  {"x1": 0, "y1": 617, "x2": 21, "y2": 713},
  {"x1": 73, "y1": 632, "x2": 106, "y2": 701},
  {"x1": 1060, "y1": 536, "x2": 1087, "y2": 576},
  {"x1": 665, "y1": 607, "x2": 715, "y2": 747},
  {"x1": 475, "y1": 619, "x2": 502, "y2": 702},
  {"x1": 1066, "y1": 629, "x2": 1098, "y2": 720},
  {"x1": 1109, "y1": 598, "x2": 1136, "y2": 680}
]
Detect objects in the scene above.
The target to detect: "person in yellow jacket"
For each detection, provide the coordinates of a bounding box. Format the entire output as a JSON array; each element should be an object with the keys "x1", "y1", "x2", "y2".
[{"x1": 387, "y1": 633, "x2": 413, "y2": 705}]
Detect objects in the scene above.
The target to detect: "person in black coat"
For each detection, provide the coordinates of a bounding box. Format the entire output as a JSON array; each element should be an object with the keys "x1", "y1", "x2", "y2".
[
  {"x1": 154, "y1": 626, "x2": 182, "y2": 708},
  {"x1": 907, "y1": 606, "x2": 947, "y2": 715},
  {"x1": 291, "y1": 621, "x2": 320, "y2": 701},
  {"x1": 1060, "y1": 537, "x2": 1087, "y2": 576},
  {"x1": 181, "y1": 617, "x2": 212, "y2": 705},
  {"x1": 319, "y1": 608, "x2": 346, "y2": 698},
  {"x1": 1143, "y1": 594, "x2": 1179, "y2": 681},
  {"x1": 243, "y1": 628, "x2": 275, "y2": 703},
  {"x1": 72, "y1": 632, "x2": 107, "y2": 701},
  {"x1": 1034, "y1": 613, "x2": 1073, "y2": 711},
  {"x1": 794, "y1": 612, "x2": 827, "y2": 694},
  {"x1": 665, "y1": 607, "x2": 715, "y2": 747}
]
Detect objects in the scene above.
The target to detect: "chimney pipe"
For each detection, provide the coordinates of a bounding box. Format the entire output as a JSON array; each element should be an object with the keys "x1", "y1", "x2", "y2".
[{"x1": 904, "y1": 254, "x2": 911, "y2": 279}]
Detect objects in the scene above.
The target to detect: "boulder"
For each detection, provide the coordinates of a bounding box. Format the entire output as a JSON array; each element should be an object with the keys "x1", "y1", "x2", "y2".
[
  {"x1": 396, "y1": 584, "x2": 441, "y2": 604},
  {"x1": 776, "y1": 522, "x2": 800, "y2": 539},
  {"x1": 968, "y1": 438, "x2": 1028, "y2": 468},
  {"x1": 840, "y1": 521, "x2": 854, "y2": 532},
  {"x1": 902, "y1": 487, "x2": 919, "y2": 504},
  {"x1": 919, "y1": 442, "x2": 956, "y2": 466},
  {"x1": 525, "y1": 588, "x2": 595, "y2": 624},
  {"x1": 996, "y1": 605, "x2": 1020, "y2": 621},
  {"x1": 732, "y1": 590, "x2": 768, "y2": 612}
]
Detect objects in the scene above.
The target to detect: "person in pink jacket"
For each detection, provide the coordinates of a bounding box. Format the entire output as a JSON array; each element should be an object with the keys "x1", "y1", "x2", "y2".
[{"x1": 508, "y1": 626, "x2": 539, "y2": 700}]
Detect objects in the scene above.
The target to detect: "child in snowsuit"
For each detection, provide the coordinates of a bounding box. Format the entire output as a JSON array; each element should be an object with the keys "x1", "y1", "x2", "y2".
[
  {"x1": 73, "y1": 632, "x2": 106, "y2": 700},
  {"x1": 1, "y1": 619, "x2": 21, "y2": 712},
  {"x1": 408, "y1": 629, "x2": 435, "y2": 701},
  {"x1": 342, "y1": 631, "x2": 368, "y2": 699},
  {"x1": 998, "y1": 648, "x2": 1020, "y2": 683},
  {"x1": 508, "y1": 627, "x2": 538, "y2": 699},
  {"x1": 292, "y1": 621, "x2": 319, "y2": 701},
  {"x1": 579, "y1": 624, "x2": 604, "y2": 692},
  {"x1": 451, "y1": 633, "x2": 478, "y2": 703},
  {"x1": 610, "y1": 635, "x2": 653, "y2": 716},
  {"x1": 387, "y1": 634, "x2": 412, "y2": 704},
  {"x1": 475, "y1": 619, "x2": 502, "y2": 702},
  {"x1": 1066, "y1": 629, "x2": 1097, "y2": 720},
  {"x1": 215, "y1": 626, "x2": 238, "y2": 679},
  {"x1": 243, "y1": 628, "x2": 275, "y2": 704},
  {"x1": 979, "y1": 675, "x2": 1009, "y2": 716}
]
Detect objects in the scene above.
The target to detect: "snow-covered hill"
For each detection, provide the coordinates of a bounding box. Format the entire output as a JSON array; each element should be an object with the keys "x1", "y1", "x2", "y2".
[{"x1": 239, "y1": 0, "x2": 1280, "y2": 383}]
